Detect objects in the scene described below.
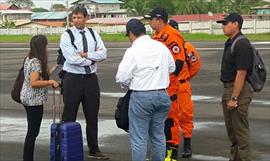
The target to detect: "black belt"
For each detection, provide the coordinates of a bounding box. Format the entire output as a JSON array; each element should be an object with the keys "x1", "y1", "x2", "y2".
[
  {"x1": 66, "y1": 72, "x2": 95, "y2": 78},
  {"x1": 133, "y1": 88, "x2": 166, "y2": 92},
  {"x1": 179, "y1": 78, "x2": 189, "y2": 84}
]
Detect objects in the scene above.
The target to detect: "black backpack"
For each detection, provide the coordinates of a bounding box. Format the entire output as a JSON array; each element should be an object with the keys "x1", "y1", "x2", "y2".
[
  {"x1": 57, "y1": 28, "x2": 97, "y2": 65},
  {"x1": 231, "y1": 35, "x2": 266, "y2": 92},
  {"x1": 114, "y1": 90, "x2": 132, "y2": 133}
]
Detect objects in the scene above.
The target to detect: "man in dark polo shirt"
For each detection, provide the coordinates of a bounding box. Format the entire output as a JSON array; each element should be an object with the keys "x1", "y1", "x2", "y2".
[{"x1": 217, "y1": 13, "x2": 253, "y2": 161}]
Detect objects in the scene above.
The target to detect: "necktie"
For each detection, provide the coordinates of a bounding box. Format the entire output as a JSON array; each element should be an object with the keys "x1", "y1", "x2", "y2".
[{"x1": 80, "y1": 31, "x2": 91, "y2": 74}]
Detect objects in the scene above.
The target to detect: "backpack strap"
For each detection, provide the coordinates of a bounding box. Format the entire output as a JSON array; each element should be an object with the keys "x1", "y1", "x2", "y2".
[
  {"x1": 66, "y1": 29, "x2": 77, "y2": 50},
  {"x1": 230, "y1": 35, "x2": 246, "y2": 55},
  {"x1": 88, "y1": 28, "x2": 97, "y2": 49}
]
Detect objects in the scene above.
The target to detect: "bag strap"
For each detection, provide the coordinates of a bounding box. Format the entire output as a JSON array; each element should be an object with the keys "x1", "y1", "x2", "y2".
[
  {"x1": 20, "y1": 57, "x2": 27, "y2": 70},
  {"x1": 66, "y1": 28, "x2": 97, "y2": 49},
  {"x1": 52, "y1": 89, "x2": 63, "y2": 123},
  {"x1": 88, "y1": 28, "x2": 97, "y2": 49},
  {"x1": 52, "y1": 89, "x2": 62, "y2": 161},
  {"x1": 66, "y1": 29, "x2": 78, "y2": 50},
  {"x1": 230, "y1": 35, "x2": 246, "y2": 55}
]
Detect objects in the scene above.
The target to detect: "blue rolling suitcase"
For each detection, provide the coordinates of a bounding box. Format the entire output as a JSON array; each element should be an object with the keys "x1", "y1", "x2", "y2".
[{"x1": 50, "y1": 90, "x2": 84, "y2": 161}]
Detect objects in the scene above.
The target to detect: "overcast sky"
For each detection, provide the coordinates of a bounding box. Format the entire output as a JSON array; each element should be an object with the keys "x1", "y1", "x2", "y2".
[
  {"x1": 32, "y1": 0, "x2": 76, "y2": 10},
  {"x1": 31, "y1": 0, "x2": 270, "y2": 10}
]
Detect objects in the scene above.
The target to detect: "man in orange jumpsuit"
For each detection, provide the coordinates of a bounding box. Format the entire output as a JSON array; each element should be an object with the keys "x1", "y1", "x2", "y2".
[{"x1": 144, "y1": 8, "x2": 194, "y2": 160}]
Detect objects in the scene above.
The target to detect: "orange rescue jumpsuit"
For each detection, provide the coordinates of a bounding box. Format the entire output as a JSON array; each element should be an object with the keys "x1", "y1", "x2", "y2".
[{"x1": 153, "y1": 24, "x2": 194, "y2": 146}]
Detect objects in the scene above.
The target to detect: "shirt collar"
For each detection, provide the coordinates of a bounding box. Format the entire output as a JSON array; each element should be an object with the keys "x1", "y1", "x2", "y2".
[
  {"x1": 153, "y1": 24, "x2": 170, "y2": 39},
  {"x1": 132, "y1": 35, "x2": 151, "y2": 46},
  {"x1": 226, "y1": 31, "x2": 243, "y2": 45},
  {"x1": 74, "y1": 26, "x2": 87, "y2": 33}
]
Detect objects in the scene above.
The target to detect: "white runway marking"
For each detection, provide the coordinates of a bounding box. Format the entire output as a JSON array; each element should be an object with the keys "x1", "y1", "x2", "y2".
[
  {"x1": 0, "y1": 117, "x2": 126, "y2": 146},
  {"x1": 194, "y1": 122, "x2": 224, "y2": 130},
  {"x1": 0, "y1": 116, "x2": 225, "y2": 146},
  {"x1": 99, "y1": 92, "x2": 270, "y2": 106},
  {"x1": 0, "y1": 116, "x2": 228, "y2": 160},
  {"x1": 252, "y1": 42, "x2": 270, "y2": 45},
  {"x1": 0, "y1": 117, "x2": 224, "y2": 144},
  {"x1": 192, "y1": 154, "x2": 227, "y2": 161},
  {"x1": 47, "y1": 91, "x2": 270, "y2": 106}
]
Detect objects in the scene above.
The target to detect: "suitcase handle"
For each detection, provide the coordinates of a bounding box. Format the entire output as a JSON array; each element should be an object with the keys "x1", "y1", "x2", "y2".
[{"x1": 53, "y1": 89, "x2": 63, "y2": 123}]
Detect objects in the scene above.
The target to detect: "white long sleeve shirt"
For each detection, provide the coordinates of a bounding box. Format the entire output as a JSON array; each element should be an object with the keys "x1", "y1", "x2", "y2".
[
  {"x1": 60, "y1": 26, "x2": 107, "y2": 74},
  {"x1": 116, "y1": 35, "x2": 175, "y2": 90}
]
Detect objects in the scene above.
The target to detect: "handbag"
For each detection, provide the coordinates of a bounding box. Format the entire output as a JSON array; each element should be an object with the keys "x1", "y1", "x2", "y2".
[
  {"x1": 11, "y1": 57, "x2": 26, "y2": 104},
  {"x1": 114, "y1": 90, "x2": 132, "y2": 132}
]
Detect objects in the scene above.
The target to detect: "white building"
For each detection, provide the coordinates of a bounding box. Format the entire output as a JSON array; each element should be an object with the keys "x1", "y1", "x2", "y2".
[{"x1": 71, "y1": 0, "x2": 126, "y2": 18}]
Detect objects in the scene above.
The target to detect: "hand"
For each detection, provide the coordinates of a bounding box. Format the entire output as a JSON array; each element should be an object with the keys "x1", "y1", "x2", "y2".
[
  {"x1": 95, "y1": 47, "x2": 101, "y2": 51},
  {"x1": 49, "y1": 80, "x2": 59, "y2": 88},
  {"x1": 80, "y1": 52, "x2": 88, "y2": 58},
  {"x1": 227, "y1": 100, "x2": 238, "y2": 110}
]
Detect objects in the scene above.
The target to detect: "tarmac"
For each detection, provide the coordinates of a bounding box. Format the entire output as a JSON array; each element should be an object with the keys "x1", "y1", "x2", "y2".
[{"x1": 0, "y1": 41, "x2": 269, "y2": 161}]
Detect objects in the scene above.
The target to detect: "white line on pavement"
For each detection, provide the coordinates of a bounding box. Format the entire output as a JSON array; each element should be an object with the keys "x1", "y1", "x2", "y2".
[
  {"x1": 192, "y1": 154, "x2": 227, "y2": 161},
  {"x1": 47, "y1": 91, "x2": 270, "y2": 106},
  {"x1": 252, "y1": 42, "x2": 270, "y2": 45},
  {"x1": 0, "y1": 116, "x2": 229, "y2": 160},
  {"x1": 0, "y1": 116, "x2": 224, "y2": 144},
  {"x1": 99, "y1": 92, "x2": 270, "y2": 106}
]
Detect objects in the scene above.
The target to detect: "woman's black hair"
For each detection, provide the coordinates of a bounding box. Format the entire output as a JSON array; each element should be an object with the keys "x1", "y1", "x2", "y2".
[{"x1": 28, "y1": 34, "x2": 49, "y2": 80}]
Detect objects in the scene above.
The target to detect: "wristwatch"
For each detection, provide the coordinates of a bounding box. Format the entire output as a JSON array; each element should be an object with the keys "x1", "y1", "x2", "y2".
[{"x1": 231, "y1": 96, "x2": 238, "y2": 101}]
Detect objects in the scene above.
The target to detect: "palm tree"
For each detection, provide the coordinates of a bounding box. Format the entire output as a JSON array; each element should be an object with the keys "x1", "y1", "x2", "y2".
[
  {"x1": 147, "y1": 0, "x2": 176, "y2": 15},
  {"x1": 125, "y1": 0, "x2": 150, "y2": 16},
  {"x1": 175, "y1": 0, "x2": 202, "y2": 14}
]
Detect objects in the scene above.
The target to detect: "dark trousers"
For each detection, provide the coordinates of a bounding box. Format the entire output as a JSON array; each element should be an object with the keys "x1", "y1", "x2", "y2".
[
  {"x1": 62, "y1": 72, "x2": 100, "y2": 152},
  {"x1": 222, "y1": 81, "x2": 253, "y2": 161},
  {"x1": 23, "y1": 105, "x2": 43, "y2": 161}
]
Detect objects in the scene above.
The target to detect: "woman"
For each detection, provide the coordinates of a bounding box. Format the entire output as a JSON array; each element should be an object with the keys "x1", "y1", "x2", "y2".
[{"x1": 20, "y1": 35, "x2": 59, "y2": 161}]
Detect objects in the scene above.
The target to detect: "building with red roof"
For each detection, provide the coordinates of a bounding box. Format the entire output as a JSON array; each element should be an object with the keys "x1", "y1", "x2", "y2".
[{"x1": 171, "y1": 13, "x2": 225, "y2": 22}]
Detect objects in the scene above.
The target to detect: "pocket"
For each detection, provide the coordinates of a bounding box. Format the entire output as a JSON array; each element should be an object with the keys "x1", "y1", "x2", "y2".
[
  {"x1": 236, "y1": 99, "x2": 250, "y2": 118},
  {"x1": 239, "y1": 82, "x2": 253, "y2": 100},
  {"x1": 159, "y1": 92, "x2": 171, "y2": 108},
  {"x1": 222, "y1": 87, "x2": 233, "y2": 102}
]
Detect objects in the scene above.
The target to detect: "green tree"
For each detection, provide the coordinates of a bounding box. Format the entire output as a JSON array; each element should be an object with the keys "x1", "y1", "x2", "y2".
[
  {"x1": 32, "y1": 8, "x2": 49, "y2": 12},
  {"x1": 0, "y1": 20, "x2": 16, "y2": 28},
  {"x1": 147, "y1": 0, "x2": 176, "y2": 15},
  {"x1": 51, "y1": 4, "x2": 67, "y2": 11},
  {"x1": 175, "y1": 0, "x2": 202, "y2": 14},
  {"x1": 6, "y1": 0, "x2": 34, "y2": 9},
  {"x1": 125, "y1": 0, "x2": 150, "y2": 16},
  {"x1": 223, "y1": 0, "x2": 266, "y2": 14},
  {"x1": 199, "y1": 0, "x2": 229, "y2": 14}
]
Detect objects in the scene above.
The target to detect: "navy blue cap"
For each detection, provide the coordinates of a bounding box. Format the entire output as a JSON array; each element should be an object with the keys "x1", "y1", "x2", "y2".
[
  {"x1": 216, "y1": 13, "x2": 243, "y2": 26},
  {"x1": 144, "y1": 7, "x2": 168, "y2": 23},
  {"x1": 126, "y1": 19, "x2": 146, "y2": 36}
]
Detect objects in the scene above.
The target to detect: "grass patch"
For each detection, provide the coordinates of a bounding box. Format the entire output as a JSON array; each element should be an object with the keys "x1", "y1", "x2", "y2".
[
  {"x1": 0, "y1": 35, "x2": 60, "y2": 43},
  {"x1": 0, "y1": 33, "x2": 269, "y2": 43}
]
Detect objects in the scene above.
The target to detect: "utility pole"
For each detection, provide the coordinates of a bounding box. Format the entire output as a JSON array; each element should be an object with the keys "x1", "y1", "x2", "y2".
[{"x1": 66, "y1": 0, "x2": 69, "y2": 28}]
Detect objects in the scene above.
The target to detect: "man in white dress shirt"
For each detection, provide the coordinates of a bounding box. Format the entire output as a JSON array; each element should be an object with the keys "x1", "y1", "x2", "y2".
[
  {"x1": 116, "y1": 19, "x2": 175, "y2": 161},
  {"x1": 60, "y1": 7, "x2": 108, "y2": 159}
]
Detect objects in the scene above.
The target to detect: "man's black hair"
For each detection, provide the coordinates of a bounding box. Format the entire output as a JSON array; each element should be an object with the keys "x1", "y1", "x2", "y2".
[{"x1": 72, "y1": 6, "x2": 88, "y2": 17}]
